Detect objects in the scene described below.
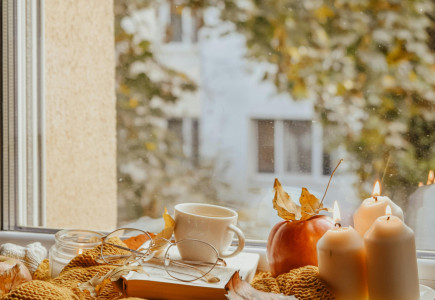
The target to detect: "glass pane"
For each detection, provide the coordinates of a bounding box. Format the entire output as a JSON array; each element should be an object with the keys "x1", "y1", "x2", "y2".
[
  {"x1": 257, "y1": 120, "x2": 275, "y2": 173},
  {"x1": 8, "y1": 0, "x2": 434, "y2": 250},
  {"x1": 192, "y1": 119, "x2": 199, "y2": 166},
  {"x1": 168, "y1": 3, "x2": 182, "y2": 43},
  {"x1": 283, "y1": 120, "x2": 312, "y2": 174},
  {"x1": 168, "y1": 118, "x2": 184, "y2": 149}
]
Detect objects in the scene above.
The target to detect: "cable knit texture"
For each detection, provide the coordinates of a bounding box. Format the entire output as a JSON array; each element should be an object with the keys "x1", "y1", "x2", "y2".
[
  {"x1": 2, "y1": 240, "x2": 334, "y2": 300},
  {"x1": 1, "y1": 238, "x2": 145, "y2": 300},
  {"x1": 251, "y1": 266, "x2": 335, "y2": 300}
]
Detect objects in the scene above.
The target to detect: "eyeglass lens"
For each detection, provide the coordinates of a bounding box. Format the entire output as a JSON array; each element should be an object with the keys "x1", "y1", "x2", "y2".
[
  {"x1": 164, "y1": 239, "x2": 219, "y2": 281},
  {"x1": 100, "y1": 228, "x2": 152, "y2": 265}
]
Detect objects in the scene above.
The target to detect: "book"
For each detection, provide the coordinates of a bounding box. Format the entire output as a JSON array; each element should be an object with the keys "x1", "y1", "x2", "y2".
[{"x1": 113, "y1": 252, "x2": 260, "y2": 300}]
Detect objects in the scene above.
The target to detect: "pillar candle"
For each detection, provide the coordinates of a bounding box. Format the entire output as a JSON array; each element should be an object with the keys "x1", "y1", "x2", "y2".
[
  {"x1": 364, "y1": 206, "x2": 419, "y2": 300},
  {"x1": 353, "y1": 181, "x2": 403, "y2": 237},
  {"x1": 317, "y1": 201, "x2": 368, "y2": 300}
]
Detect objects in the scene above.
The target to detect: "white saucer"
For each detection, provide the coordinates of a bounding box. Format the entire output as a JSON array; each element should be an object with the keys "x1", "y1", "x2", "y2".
[{"x1": 421, "y1": 284, "x2": 435, "y2": 300}]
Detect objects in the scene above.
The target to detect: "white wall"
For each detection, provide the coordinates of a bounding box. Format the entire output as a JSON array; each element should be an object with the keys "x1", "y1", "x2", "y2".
[
  {"x1": 151, "y1": 5, "x2": 364, "y2": 231},
  {"x1": 197, "y1": 24, "x2": 359, "y2": 230}
]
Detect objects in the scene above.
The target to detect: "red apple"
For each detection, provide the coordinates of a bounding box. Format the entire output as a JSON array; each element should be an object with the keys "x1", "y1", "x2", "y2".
[{"x1": 267, "y1": 215, "x2": 333, "y2": 277}]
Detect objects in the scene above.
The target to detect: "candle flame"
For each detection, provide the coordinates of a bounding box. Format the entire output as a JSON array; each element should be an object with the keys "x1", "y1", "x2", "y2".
[
  {"x1": 385, "y1": 205, "x2": 392, "y2": 216},
  {"x1": 333, "y1": 201, "x2": 341, "y2": 224},
  {"x1": 78, "y1": 248, "x2": 83, "y2": 255},
  {"x1": 427, "y1": 170, "x2": 434, "y2": 185},
  {"x1": 372, "y1": 180, "x2": 381, "y2": 197},
  {"x1": 418, "y1": 182, "x2": 424, "y2": 187}
]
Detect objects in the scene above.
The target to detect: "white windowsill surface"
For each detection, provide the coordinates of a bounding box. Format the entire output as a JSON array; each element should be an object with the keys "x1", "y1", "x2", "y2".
[
  {"x1": 0, "y1": 230, "x2": 55, "y2": 250},
  {"x1": 1, "y1": 231, "x2": 434, "y2": 289}
]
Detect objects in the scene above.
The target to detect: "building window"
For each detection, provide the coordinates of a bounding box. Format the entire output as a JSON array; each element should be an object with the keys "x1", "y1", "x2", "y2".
[
  {"x1": 283, "y1": 120, "x2": 312, "y2": 174},
  {"x1": 191, "y1": 119, "x2": 200, "y2": 166},
  {"x1": 164, "y1": 2, "x2": 201, "y2": 44},
  {"x1": 256, "y1": 119, "x2": 318, "y2": 175},
  {"x1": 168, "y1": 118, "x2": 183, "y2": 145},
  {"x1": 167, "y1": 3, "x2": 183, "y2": 43},
  {"x1": 257, "y1": 120, "x2": 275, "y2": 173},
  {"x1": 167, "y1": 118, "x2": 199, "y2": 164}
]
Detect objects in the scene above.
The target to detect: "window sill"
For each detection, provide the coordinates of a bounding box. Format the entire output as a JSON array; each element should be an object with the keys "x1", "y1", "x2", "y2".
[
  {"x1": 0, "y1": 230, "x2": 55, "y2": 250},
  {"x1": 1, "y1": 230, "x2": 434, "y2": 289}
]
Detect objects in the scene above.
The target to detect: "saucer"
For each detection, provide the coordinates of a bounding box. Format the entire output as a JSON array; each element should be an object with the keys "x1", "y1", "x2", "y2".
[{"x1": 421, "y1": 284, "x2": 435, "y2": 300}]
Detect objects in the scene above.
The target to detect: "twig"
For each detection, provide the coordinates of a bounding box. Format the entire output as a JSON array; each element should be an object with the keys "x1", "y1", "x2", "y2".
[
  {"x1": 320, "y1": 159, "x2": 343, "y2": 207},
  {"x1": 381, "y1": 153, "x2": 391, "y2": 186}
]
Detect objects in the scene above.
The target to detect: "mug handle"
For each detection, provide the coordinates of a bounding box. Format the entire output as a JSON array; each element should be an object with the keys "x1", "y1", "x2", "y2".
[{"x1": 220, "y1": 224, "x2": 245, "y2": 258}]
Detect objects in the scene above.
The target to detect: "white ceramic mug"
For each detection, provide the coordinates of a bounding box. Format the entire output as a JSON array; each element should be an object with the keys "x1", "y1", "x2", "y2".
[{"x1": 174, "y1": 203, "x2": 245, "y2": 261}]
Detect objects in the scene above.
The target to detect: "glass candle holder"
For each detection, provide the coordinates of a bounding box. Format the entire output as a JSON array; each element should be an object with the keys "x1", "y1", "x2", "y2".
[{"x1": 49, "y1": 229, "x2": 103, "y2": 277}]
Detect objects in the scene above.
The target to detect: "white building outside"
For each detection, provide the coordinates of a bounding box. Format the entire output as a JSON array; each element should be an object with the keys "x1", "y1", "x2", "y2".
[{"x1": 123, "y1": 3, "x2": 432, "y2": 243}]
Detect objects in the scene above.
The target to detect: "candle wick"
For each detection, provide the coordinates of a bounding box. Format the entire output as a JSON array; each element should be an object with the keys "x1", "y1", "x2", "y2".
[
  {"x1": 334, "y1": 223, "x2": 341, "y2": 228},
  {"x1": 387, "y1": 216, "x2": 390, "y2": 221},
  {"x1": 374, "y1": 196, "x2": 378, "y2": 202}
]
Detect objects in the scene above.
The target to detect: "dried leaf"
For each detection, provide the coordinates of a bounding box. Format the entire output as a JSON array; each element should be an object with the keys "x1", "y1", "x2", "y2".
[
  {"x1": 225, "y1": 271, "x2": 297, "y2": 300},
  {"x1": 124, "y1": 232, "x2": 156, "y2": 250},
  {"x1": 78, "y1": 265, "x2": 147, "y2": 297},
  {"x1": 299, "y1": 187, "x2": 323, "y2": 221},
  {"x1": 78, "y1": 273, "x2": 102, "y2": 298},
  {"x1": 272, "y1": 179, "x2": 331, "y2": 221},
  {"x1": 273, "y1": 179, "x2": 301, "y2": 221},
  {"x1": 151, "y1": 208, "x2": 175, "y2": 251}
]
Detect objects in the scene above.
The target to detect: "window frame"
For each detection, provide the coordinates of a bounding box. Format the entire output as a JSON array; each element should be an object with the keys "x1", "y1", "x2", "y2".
[
  {"x1": 1, "y1": 0, "x2": 48, "y2": 233},
  {"x1": 252, "y1": 118, "x2": 325, "y2": 180},
  {"x1": 0, "y1": 1, "x2": 434, "y2": 288}
]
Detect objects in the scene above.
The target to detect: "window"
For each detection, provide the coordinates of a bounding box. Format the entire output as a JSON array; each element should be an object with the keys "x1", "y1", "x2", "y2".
[
  {"x1": 163, "y1": 1, "x2": 201, "y2": 44},
  {"x1": 167, "y1": 3, "x2": 183, "y2": 43},
  {"x1": 257, "y1": 120, "x2": 275, "y2": 173},
  {"x1": 255, "y1": 119, "x2": 322, "y2": 175},
  {"x1": 2, "y1": 0, "x2": 45, "y2": 230},
  {"x1": 2, "y1": 0, "x2": 435, "y2": 262},
  {"x1": 283, "y1": 120, "x2": 312, "y2": 174},
  {"x1": 167, "y1": 118, "x2": 200, "y2": 165}
]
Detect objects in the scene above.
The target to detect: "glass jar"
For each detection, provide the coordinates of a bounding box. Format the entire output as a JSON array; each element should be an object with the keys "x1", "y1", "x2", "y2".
[{"x1": 49, "y1": 229, "x2": 103, "y2": 277}]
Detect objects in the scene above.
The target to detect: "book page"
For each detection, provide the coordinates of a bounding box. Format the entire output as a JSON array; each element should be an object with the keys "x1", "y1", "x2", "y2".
[{"x1": 124, "y1": 252, "x2": 260, "y2": 288}]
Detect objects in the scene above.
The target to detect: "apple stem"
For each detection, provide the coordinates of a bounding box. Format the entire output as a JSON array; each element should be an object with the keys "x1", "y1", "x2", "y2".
[{"x1": 320, "y1": 159, "x2": 343, "y2": 208}]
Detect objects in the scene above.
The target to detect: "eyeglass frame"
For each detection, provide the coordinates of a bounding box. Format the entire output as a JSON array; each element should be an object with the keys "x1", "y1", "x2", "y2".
[{"x1": 97, "y1": 227, "x2": 227, "y2": 282}]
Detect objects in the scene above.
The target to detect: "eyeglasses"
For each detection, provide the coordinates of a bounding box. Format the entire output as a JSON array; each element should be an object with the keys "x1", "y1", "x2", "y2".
[{"x1": 97, "y1": 228, "x2": 226, "y2": 283}]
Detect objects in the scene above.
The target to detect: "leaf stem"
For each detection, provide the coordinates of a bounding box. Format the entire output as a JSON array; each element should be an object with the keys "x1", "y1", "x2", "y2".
[
  {"x1": 381, "y1": 153, "x2": 391, "y2": 186},
  {"x1": 320, "y1": 159, "x2": 343, "y2": 207}
]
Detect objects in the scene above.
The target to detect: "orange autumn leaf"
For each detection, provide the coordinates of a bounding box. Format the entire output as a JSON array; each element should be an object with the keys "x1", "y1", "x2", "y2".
[
  {"x1": 151, "y1": 208, "x2": 175, "y2": 251},
  {"x1": 124, "y1": 208, "x2": 174, "y2": 251},
  {"x1": 95, "y1": 277, "x2": 111, "y2": 295},
  {"x1": 273, "y1": 178, "x2": 301, "y2": 221},
  {"x1": 124, "y1": 232, "x2": 156, "y2": 251},
  {"x1": 299, "y1": 187, "x2": 324, "y2": 221},
  {"x1": 272, "y1": 179, "x2": 330, "y2": 221}
]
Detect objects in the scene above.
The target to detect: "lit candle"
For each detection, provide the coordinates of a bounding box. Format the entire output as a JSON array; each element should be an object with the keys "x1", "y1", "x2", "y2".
[
  {"x1": 364, "y1": 205, "x2": 419, "y2": 300},
  {"x1": 427, "y1": 170, "x2": 434, "y2": 185},
  {"x1": 317, "y1": 201, "x2": 368, "y2": 300},
  {"x1": 353, "y1": 181, "x2": 403, "y2": 237},
  {"x1": 406, "y1": 170, "x2": 435, "y2": 250}
]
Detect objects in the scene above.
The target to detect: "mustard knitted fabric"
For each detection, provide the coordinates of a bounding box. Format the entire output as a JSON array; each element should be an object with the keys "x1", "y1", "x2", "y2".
[
  {"x1": 1, "y1": 238, "x2": 146, "y2": 300},
  {"x1": 251, "y1": 266, "x2": 335, "y2": 300}
]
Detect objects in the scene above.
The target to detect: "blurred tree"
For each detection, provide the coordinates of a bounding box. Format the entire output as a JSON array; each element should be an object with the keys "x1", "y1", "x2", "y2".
[
  {"x1": 115, "y1": 0, "x2": 217, "y2": 223},
  {"x1": 192, "y1": 0, "x2": 435, "y2": 205}
]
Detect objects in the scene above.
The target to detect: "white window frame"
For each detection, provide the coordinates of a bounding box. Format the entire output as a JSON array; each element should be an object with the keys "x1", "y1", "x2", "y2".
[{"x1": 2, "y1": 0, "x2": 46, "y2": 232}]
